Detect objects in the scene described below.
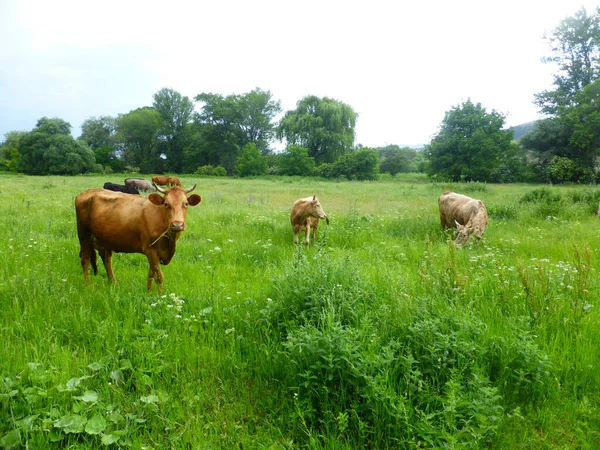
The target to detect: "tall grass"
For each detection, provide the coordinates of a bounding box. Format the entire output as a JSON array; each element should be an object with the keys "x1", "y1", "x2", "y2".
[{"x1": 1, "y1": 174, "x2": 599, "y2": 448}]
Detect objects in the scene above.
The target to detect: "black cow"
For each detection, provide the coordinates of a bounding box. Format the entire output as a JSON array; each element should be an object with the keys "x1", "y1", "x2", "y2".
[{"x1": 103, "y1": 182, "x2": 140, "y2": 195}]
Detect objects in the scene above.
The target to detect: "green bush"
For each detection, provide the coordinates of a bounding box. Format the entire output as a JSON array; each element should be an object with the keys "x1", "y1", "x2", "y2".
[{"x1": 520, "y1": 187, "x2": 562, "y2": 204}]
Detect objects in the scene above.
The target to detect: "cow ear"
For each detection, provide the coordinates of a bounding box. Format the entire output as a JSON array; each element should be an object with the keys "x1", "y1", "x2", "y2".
[
  {"x1": 148, "y1": 193, "x2": 165, "y2": 206},
  {"x1": 188, "y1": 194, "x2": 202, "y2": 206}
]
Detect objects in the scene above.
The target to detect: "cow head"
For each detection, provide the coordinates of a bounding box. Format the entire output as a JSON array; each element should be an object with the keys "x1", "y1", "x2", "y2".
[
  {"x1": 454, "y1": 220, "x2": 484, "y2": 246},
  {"x1": 311, "y1": 195, "x2": 329, "y2": 224},
  {"x1": 149, "y1": 184, "x2": 202, "y2": 232}
]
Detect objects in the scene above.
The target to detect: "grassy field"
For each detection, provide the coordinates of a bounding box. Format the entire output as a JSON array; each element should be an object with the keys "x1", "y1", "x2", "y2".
[{"x1": 1, "y1": 173, "x2": 599, "y2": 449}]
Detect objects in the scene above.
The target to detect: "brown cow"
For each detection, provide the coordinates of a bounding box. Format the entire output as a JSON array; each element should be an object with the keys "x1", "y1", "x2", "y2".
[
  {"x1": 438, "y1": 191, "x2": 489, "y2": 246},
  {"x1": 75, "y1": 184, "x2": 202, "y2": 293},
  {"x1": 152, "y1": 176, "x2": 183, "y2": 187},
  {"x1": 290, "y1": 196, "x2": 329, "y2": 245}
]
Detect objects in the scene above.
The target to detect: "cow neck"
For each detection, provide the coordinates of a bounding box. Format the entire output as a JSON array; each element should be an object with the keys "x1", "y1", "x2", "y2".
[
  {"x1": 150, "y1": 228, "x2": 170, "y2": 247},
  {"x1": 150, "y1": 227, "x2": 180, "y2": 248}
]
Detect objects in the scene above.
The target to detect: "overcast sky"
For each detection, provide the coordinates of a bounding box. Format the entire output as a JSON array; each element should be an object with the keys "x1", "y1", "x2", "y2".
[{"x1": 1, "y1": 0, "x2": 597, "y2": 148}]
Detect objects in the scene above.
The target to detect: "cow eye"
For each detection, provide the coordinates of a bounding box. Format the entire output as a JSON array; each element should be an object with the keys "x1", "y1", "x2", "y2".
[
  {"x1": 184, "y1": 202, "x2": 189, "y2": 207},
  {"x1": 164, "y1": 203, "x2": 170, "y2": 208}
]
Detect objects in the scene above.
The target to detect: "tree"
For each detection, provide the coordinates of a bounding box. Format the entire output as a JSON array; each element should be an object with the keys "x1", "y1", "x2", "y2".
[
  {"x1": 237, "y1": 88, "x2": 282, "y2": 155},
  {"x1": 152, "y1": 88, "x2": 195, "y2": 173},
  {"x1": 193, "y1": 88, "x2": 282, "y2": 173},
  {"x1": 79, "y1": 116, "x2": 117, "y2": 149},
  {"x1": 278, "y1": 145, "x2": 316, "y2": 176},
  {"x1": 18, "y1": 117, "x2": 98, "y2": 175},
  {"x1": 0, "y1": 131, "x2": 26, "y2": 172},
  {"x1": 115, "y1": 107, "x2": 162, "y2": 172},
  {"x1": 79, "y1": 116, "x2": 122, "y2": 172},
  {"x1": 425, "y1": 99, "x2": 513, "y2": 182},
  {"x1": 277, "y1": 96, "x2": 357, "y2": 164},
  {"x1": 524, "y1": 7, "x2": 600, "y2": 182},
  {"x1": 535, "y1": 8, "x2": 600, "y2": 115},
  {"x1": 328, "y1": 148, "x2": 380, "y2": 180},
  {"x1": 378, "y1": 145, "x2": 423, "y2": 175},
  {"x1": 235, "y1": 143, "x2": 266, "y2": 177}
]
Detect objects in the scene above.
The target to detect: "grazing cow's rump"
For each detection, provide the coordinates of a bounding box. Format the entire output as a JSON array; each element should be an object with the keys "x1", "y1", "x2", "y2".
[
  {"x1": 151, "y1": 176, "x2": 183, "y2": 187},
  {"x1": 290, "y1": 196, "x2": 329, "y2": 245},
  {"x1": 75, "y1": 185, "x2": 202, "y2": 293},
  {"x1": 438, "y1": 191, "x2": 488, "y2": 245},
  {"x1": 103, "y1": 182, "x2": 140, "y2": 195},
  {"x1": 124, "y1": 178, "x2": 156, "y2": 192}
]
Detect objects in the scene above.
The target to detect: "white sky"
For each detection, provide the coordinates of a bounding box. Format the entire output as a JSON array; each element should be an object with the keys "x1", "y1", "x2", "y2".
[{"x1": 1, "y1": 0, "x2": 598, "y2": 148}]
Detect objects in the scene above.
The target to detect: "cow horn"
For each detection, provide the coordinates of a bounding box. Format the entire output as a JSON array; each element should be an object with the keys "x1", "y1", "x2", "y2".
[
  {"x1": 184, "y1": 184, "x2": 197, "y2": 194},
  {"x1": 153, "y1": 182, "x2": 166, "y2": 194}
]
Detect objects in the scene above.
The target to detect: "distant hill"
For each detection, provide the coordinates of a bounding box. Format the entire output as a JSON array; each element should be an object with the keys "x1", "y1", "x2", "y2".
[{"x1": 509, "y1": 121, "x2": 538, "y2": 140}]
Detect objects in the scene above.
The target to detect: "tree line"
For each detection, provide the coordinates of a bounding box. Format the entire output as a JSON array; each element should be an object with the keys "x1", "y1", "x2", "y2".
[{"x1": 1, "y1": 8, "x2": 599, "y2": 184}]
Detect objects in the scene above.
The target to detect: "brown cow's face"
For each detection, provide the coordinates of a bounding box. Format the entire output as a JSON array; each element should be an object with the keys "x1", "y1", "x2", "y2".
[
  {"x1": 311, "y1": 196, "x2": 329, "y2": 223},
  {"x1": 148, "y1": 189, "x2": 202, "y2": 231}
]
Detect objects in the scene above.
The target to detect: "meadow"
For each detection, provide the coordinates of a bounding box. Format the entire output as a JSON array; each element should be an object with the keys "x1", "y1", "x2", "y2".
[{"x1": 1, "y1": 173, "x2": 599, "y2": 449}]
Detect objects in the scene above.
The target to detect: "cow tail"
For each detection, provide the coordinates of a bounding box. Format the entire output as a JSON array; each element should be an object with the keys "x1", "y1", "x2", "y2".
[{"x1": 91, "y1": 248, "x2": 98, "y2": 276}]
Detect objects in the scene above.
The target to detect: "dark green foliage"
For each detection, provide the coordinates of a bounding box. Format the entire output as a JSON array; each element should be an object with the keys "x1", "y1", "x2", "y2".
[
  {"x1": 520, "y1": 187, "x2": 565, "y2": 218},
  {"x1": 115, "y1": 107, "x2": 162, "y2": 170},
  {"x1": 313, "y1": 162, "x2": 336, "y2": 178},
  {"x1": 235, "y1": 143, "x2": 267, "y2": 177},
  {"x1": 17, "y1": 118, "x2": 98, "y2": 175},
  {"x1": 91, "y1": 145, "x2": 125, "y2": 173},
  {"x1": 487, "y1": 203, "x2": 518, "y2": 220},
  {"x1": 425, "y1": 99, "x2": 517, "y2": 182},
  {"x1": 0, "y1": 131, "x2": 25, "y2": 172},
  {"x1": 320, "y1": 148, "x2": 380, "y2": 180},
  {"x1": 79, "y1": 116, "x2": 116, "y2": 150},
  {"x1": 525, "y1": 8, "x2": 600, "y2": 182},
  {"x1": 277, "y1": 95, "x2": 357, "y2": 164},
  {"x1": 378, "y1": 145, "x2": 425, "y2": 175},
  {"x1": 196, "y1": 164, "x2": 227, "y2": 176},
  {"x1": 278, "y1": 145, "x2": 315, "y2": 176},
  {"x1": 194, "y1": 88, "x2": 282, "y2": 174},
  {"x1": 520, "y1": 188, "x2": 562, "y2": 204},
  {"x1": 152, "y1": 88, "x2": 195, "y2": 173},
  {"x1": 267, "y1": 252, "x2": 550, "y2": 448}
]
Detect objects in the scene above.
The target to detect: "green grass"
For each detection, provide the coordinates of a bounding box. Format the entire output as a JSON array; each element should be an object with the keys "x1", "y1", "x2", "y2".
[{"x1": 1, "y1": 173, "x2": 600, "y2": 448}]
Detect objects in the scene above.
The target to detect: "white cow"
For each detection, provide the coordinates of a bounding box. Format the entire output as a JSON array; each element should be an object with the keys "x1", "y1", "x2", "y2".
[{"x1": 438, "y1": 192, "x2": 489, "y2": 245}]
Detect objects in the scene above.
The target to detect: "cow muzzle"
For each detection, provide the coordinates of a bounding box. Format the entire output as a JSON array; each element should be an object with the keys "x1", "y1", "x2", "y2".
[{"x1": 170, "y1": 221, "x2": 185, "y2": 232}]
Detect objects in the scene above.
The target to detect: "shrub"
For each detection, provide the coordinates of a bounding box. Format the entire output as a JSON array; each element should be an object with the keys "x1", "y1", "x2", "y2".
[
  {"x1": 519, "y1": 188, "x2": 561, "y2": 204},
  {"x1": 279, "y1": 145, "x2": 315, "y2": 176},
  {"x1": 235, "y1": 143, "x2": 266, "y2": 177},
  {"x1": 330, "y1": 149, "x2": 380, "y2": 181},
  {"x1": 196, "y1": 165, "x2": 214, "y2": 176}
]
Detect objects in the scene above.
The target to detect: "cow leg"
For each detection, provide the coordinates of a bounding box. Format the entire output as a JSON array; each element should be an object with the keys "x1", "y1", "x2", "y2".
[
  {"x1": 79, "y1": 245, "x2": 93, "y2": 282},
  {"x1": 99, "y1": 249, "x2": 116, "y2": 281},
  {"x1": 146, "y1": 253, "x2": 164, "y2": 294},
  {"x1": 292, "y1": 225, "x2": 300, "y2": 245},
  {"x1": 304, "y1": 224, "x2": 311, "y2": 246}
]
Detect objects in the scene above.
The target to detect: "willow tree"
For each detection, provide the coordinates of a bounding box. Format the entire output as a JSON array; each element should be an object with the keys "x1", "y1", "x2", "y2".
[{"x1": 277, "y1": 96, "x2": 357, "y2": 164}]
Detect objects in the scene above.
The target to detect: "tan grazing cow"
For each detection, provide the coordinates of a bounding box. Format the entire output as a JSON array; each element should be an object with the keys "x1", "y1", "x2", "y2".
[
  {"x1": 290, "y1": 196, "x2": 329, "y2": 245},
  {"x1": 438, "y1": 191, "x2": 488, "y2": 246},
  {"x1": 151, "y1": 176, "x2": 183, "y2": 187},
  {"x1": 124, "y1": 177, "x2": 156, "y2": 192},
  {"x1": 75, "y1": 184, "x2": 202, "y2": 293}
]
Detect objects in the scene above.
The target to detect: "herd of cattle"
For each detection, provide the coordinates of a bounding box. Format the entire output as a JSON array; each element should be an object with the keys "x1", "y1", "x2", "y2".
[{"x1": 75, "y1": 178, "x2": 488, "y2": 293}]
